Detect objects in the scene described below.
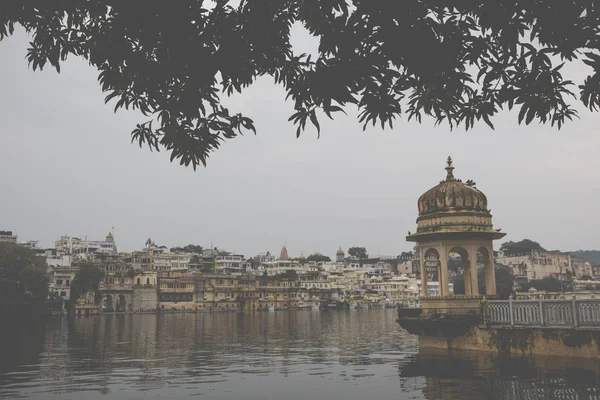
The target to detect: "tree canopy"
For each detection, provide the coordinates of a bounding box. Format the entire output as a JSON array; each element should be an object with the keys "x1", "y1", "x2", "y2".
[
  {"x1": 500, "y1": 239, "x2": 546, "y2": 255},
  {"x1": 306, "y1": 253, "x2": 331, "y2": 263},
  {"x1": 0, "y1": 242, "x2": 48, "y2": 315},
  {"x1": 348, "y1": 247, "x2": 368, "y2": 260},
  {"x1": 3, "y1": 2, "x2": 600, "y2": 168},
  {"x1": 518, "y1": 276, "x2": 573, "y2": 292},
  {"x1": 69, "y1": 263, "x2": 104, "y2": 302},
  {"x1": 170, "y1": 244, "x2": 204, "y2": 254}
]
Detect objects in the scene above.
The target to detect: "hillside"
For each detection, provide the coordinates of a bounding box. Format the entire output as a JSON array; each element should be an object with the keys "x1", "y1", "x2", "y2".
[{"x1": 571, "y1": 250, "x2": 600, "y2": 265}]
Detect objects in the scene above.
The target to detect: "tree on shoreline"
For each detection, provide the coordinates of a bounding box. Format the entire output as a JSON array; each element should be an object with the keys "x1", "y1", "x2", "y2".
[
  {"x1": 0, "y1": 242, "x2": 48, "y2": 315},
  {"x1": 348, "y1": 247, "x2": 368, "y2": 260},
  {"x1": 2, "y1": 2, "x2": 599, "y2": 167},
  {"x1": 69, "y1": 263, "x2": 104, "y2": 304}
]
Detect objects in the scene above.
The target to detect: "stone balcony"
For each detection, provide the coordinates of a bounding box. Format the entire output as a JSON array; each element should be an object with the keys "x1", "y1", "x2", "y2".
[{"x1": 98, "y1": 283, "x2": 133, "y2": 291}]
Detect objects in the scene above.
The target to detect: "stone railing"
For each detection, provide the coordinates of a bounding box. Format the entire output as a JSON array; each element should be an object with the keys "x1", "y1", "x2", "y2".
[{"x1": 486, "y1": 296, "x2": 600, "y2": 328}]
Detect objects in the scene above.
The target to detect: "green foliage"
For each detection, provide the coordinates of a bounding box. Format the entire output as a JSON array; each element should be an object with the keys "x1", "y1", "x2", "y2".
[
  {"x1": 452, "y1": 265, "x2": 514, "y2": 299},
  {"x1": 0, "y1": 242, "x2": 48, "y2": 314},
  {"x1": 500, "y1": 239, "x2": 546, "y2": 255},
  {"x1": 518, "y1": 276, "x2": 573, "y2": 293},
  {"x1": 571, "y1": 250, "x2": 600, "y2": 265},
  {"x1": 69, "y1": 263, "x2": 103, "y2": 302},
  {"x1": 170, "y1": 244, "x2": 204, "y2": 254},
  {"x1": 306, "y1": 253, "x2": 331, "y2": 263},
  {"x1": 263, "y1": 269, "x2": 298, "y2": 281},
  {"x1": 348, "y1": 247, "x2": 368, "y2": 260},
  {"x1": 2, "y1": 2, "x2": 597, "y2": 167}
]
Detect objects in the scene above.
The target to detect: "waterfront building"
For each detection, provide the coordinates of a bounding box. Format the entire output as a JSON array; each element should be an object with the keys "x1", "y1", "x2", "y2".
[
  {"x1": 214, "y1": 253, "x2": 245, "y2": 273},
  {"x1": 51, "y1": 265, "x2": 79, "y2": 300},
  {"x1": 71, "y1": 232, "x2": 118, "y2": 260},
  {"x1": 132, "y1": 239, "x2": 194, "y2": 271},
  {"x1": 496, "y1": 249, "x2": 573, "y2": 281}
]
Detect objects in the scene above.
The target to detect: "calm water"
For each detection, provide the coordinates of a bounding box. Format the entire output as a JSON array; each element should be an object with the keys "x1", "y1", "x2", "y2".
[{"x1": 2, "y1": 309, "x2": 600, "y2": 399}]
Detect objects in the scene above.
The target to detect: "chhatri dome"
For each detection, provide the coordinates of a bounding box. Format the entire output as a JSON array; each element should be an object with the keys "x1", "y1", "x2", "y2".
[
  {"x1": 408, "y1": 157, "x2": 503, "y2": 239},
  {"x1": 336, "y1": 246, "x2": 344, "y2": 256}
]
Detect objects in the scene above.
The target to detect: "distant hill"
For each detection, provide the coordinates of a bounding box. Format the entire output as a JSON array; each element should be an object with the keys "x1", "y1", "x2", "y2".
[{"x1": 570, "y1": 250, "x2": 600, "y2": 265}]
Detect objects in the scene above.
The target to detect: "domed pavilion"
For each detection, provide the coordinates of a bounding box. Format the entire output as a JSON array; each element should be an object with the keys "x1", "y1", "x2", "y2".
[{"x1": 406, "y1": 157, "x2": 505, "y2": 300}]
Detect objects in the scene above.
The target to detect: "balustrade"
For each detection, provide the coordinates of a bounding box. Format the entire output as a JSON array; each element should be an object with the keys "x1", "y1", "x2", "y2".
[{"x1": 485, "y1": 297, "x2": 600, "y2": 328}]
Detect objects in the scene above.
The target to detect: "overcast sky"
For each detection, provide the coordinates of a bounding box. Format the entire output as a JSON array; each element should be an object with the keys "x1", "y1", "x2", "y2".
[{"x1": 1, "y1": 27, "x2": 599, "y2": 258}]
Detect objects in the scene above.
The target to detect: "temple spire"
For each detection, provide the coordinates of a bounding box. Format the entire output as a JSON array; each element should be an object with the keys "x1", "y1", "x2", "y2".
[{"x1": 445, "y1": 156, "x2": 455, "y2": 181}]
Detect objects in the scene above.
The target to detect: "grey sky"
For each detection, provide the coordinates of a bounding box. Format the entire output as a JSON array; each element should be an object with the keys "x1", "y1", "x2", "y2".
[{"x1": 1, "y1": 27, "x2": 599, "y2": 258}]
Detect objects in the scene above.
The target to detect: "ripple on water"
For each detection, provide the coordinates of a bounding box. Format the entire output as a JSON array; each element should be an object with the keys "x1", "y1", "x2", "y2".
[{"x1": 2, "y1": 310, "x2": 600, "y2": 400}]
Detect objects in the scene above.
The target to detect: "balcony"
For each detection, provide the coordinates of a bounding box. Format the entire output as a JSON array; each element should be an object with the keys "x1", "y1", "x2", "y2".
[{"x1": 98, "y1": 283, "x2": 133, "y2": 291}]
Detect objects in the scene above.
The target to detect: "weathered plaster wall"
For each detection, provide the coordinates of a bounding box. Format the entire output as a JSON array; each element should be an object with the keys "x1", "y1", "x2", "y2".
[
  {"x1": 419, "y1": 326, "x2": 600, "y2": 358},
  {"x1": 132, "y1": 287, "x2": 158, "y2": 311}
]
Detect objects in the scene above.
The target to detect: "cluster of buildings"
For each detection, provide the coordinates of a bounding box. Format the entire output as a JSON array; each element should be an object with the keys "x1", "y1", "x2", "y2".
[
  {"x1": 3, "y1": 229, "x2": 453, "y2": 315},
  {"x1": 2, "y1": 158, "x2": 598, "y2": 315}
]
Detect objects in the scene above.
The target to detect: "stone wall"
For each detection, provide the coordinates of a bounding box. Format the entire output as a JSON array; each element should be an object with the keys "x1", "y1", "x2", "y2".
[
  {"x1": 132, "y1": 287, "x2": 158, "y2": 312},
  {"x1": 418, "y1": 325, "x2": 600, "y2": 358}
]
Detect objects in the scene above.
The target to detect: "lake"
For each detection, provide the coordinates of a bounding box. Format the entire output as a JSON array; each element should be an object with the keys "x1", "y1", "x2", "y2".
[{"x1": 1, "y1": 309, "x2": 600, "y2": 399}]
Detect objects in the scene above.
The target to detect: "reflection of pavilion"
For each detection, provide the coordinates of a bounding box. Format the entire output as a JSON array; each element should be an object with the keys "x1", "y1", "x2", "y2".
[
  {"x1": 397, "y1": 351, "x2": 600, "y2": 400},
  {"x1": 407, "y1": 158, "x2": 505, "y2": 313}
]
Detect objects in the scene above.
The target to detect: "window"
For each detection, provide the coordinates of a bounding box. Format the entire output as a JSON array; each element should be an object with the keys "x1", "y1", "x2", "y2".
[{"x1": 56, "y1": 279, "x2": 63, "y2": 285}]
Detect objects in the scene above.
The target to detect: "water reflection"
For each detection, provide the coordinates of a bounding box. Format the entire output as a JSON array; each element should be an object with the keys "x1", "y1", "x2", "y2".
[{"x1": 1, "y1": 310, "x2": 599, "y2": 399}]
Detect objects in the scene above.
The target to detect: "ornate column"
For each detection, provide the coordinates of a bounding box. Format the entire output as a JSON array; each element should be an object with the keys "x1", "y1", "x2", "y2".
[
  {"x1": 439, "y1": 246, "x2": 449, "y2": 296},
  {"x1": 485, "y1": 248, "x2": 496, "y2": 295},
  {"x1": 419, "y1": 246, "x2": 428, "y2": 297},
  {"x1": 464, "y1": 256, "x2": 472, "y2": 296},
  {"x1": 469, "y1": 246, "x2": 479, "y2": 296}
]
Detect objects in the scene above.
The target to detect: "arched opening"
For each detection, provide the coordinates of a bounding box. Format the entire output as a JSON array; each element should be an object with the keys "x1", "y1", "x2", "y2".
[
  {"x1": 146, "y1": 278, "x2": 150, "y2": 285},
  {"x1": 116, "y1": 294, "x2": 126, "y2": 312},
  {"x1": 137, "y1": 277, "x2": 141, "y2": 285},
  {"x1": 103, "y1": 294, "x2": 113, "y2": 312},
  {"x1": 478, "y1": 247, "x2": 496, "y2": 296},
  {"x1": 448, "y1": 246, "x2": 469, "y2": 295},
  {"x1": 421, "y1": 248, "x2": 440, "y2": 296}
]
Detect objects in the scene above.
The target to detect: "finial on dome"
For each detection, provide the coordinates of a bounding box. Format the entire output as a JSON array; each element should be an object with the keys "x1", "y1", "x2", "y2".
[{"x1": 445, "y1": 156, "x2": 455, "y2": 181}]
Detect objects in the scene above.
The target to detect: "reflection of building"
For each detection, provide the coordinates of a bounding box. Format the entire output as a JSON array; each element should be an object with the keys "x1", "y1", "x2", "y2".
[{"x1": 406, "y1": 157, "x2": 505, "y2": 312}]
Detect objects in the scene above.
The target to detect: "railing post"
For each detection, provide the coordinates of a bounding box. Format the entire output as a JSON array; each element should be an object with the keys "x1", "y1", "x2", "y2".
[
  {"x1": 539, "y1": 295, "x2": 544, "y2": 326},
  {"x1": 572, "y1": 294, "x2": 578, "y2": 327},
  {"x1": 509, "y1": 294, "x2": 514, "y2": 326}
]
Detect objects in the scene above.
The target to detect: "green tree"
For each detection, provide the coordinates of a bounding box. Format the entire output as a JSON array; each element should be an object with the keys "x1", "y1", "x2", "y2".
[
  {"x1": 2, "y1": 2, "x2": 597, "y2": 167},
  {"x1": 69, "y1": 263, "x2": 104, "y2": 303},
  {"x1": 306, "y1": 253, "x2": 331, "y2": 263},
  {"x1": 500, "y1": 239, "x2": 546, "y2": 255},
  {"x1": 518, "y1": 276, "x2": 572, "y2": 293},
  {"x1": 170, "y1": 244, "x2": 204, "y2": 254},
  {"x1": 348, "y1": 247, "x2": 368, "y2": 260},
  {"x1": 451, "y1": 265, "x2": 514, "y2": 299},
  {"x1": 0, "y1": 242, "x2": 48, "y2": 315}
]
